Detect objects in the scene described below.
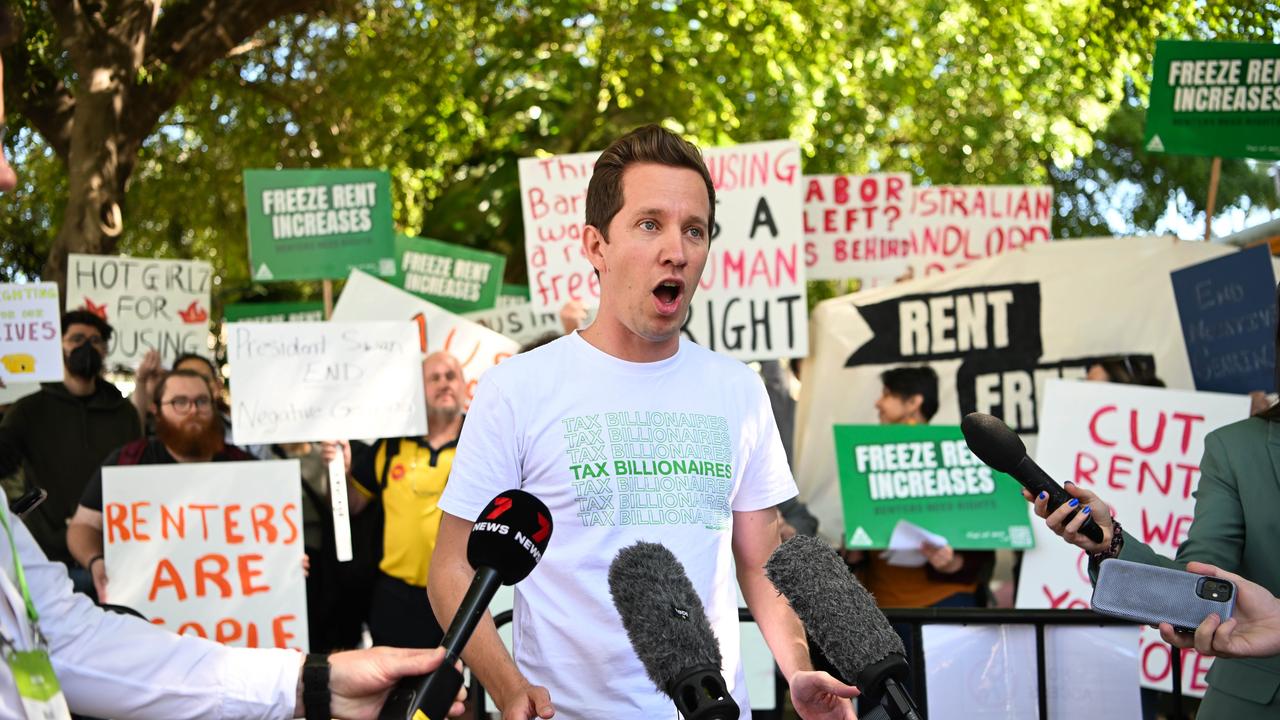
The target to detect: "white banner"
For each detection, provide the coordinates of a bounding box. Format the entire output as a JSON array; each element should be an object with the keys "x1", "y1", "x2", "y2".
[
  {"x1": 332, "y1": 269, "x2": 518, "y2": 404},
  {"x1": 518, "y1": 140, "x2": 808, "y2": 360},
  {"x1": 1016, "y1": 379, "x2": 1248, "y2": 695},
  {"x1": 66, "y1": 254, "x2": 213, "y2": 369},
  {"x1": 803, "y1": 173, "x2": 912, "y2": 283},
  {"x1": 905, "y1": 185, "x2": 1053, "y2": 277},
  {"x1": 226, "y1": 320, "x2": 427, "y2": 445},
  {"x1": 103, "y1": 460, "x2": 308, "y2": 649},
  {"x1": 0, "y1": 282, "x2": 62, "y2": 383}
]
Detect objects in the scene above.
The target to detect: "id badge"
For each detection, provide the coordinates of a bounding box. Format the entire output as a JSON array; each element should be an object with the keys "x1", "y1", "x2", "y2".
[{"x1": 7, "y1": 649, "x2": 71, "y2": 720}]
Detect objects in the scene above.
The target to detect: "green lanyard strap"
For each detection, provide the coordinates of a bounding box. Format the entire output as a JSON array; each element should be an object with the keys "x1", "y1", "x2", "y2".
[{"x1": 0, "y1": 509, "x2": 40, "y2": 627}]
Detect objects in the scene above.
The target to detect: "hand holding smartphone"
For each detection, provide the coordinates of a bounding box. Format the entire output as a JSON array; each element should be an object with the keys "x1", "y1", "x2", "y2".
[{"x1": 1092, "y1": 559, "x2": 1235, "y2": 632}]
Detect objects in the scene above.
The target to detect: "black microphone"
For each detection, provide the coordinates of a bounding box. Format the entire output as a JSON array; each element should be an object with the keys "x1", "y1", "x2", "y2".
[
  {"x1": 379, "y1": 489, "x2": 553, "y2": 720},
  {"x1": 959, "y1": 411, "x2": 1104, "y2": 544},
  {"x1": 608, "y1": 541, "x2": 739, "y2": 720},
  {"x1": 765, "y1": 535, "x2": 921, "y2": 720}
]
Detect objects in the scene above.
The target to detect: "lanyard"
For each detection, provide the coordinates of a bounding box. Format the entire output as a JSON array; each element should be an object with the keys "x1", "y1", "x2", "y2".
[{"x1": 0, "y1": 510, "x2": 40, "y2": 630}]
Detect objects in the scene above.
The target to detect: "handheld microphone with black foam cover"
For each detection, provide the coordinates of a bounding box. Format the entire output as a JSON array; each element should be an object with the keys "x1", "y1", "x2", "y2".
[
  {"x1": 764, "y1": 535, "x2": 921, "y2": 720},
  {"x1": 960, "y1": 411, "x2": 1103, "y2": 543},
  {"x1": 378, "y1": 489, "x2": 553, "y2": 720},
  {"x1": 608, "y1": 541, "x2": 740, "y2": 720}
]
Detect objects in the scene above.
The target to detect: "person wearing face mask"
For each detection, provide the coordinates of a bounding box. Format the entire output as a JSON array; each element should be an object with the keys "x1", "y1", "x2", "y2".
[{"x1": 0, "y1": 311, "x2": 142, "y2": 579}]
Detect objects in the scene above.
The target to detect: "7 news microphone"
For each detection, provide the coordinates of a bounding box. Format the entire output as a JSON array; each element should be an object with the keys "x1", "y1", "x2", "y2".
[
  {"x1": 960, "y1": 411, "x2": 1104, "y2": 543},
  {"x1": 608, "y1": 542, "x2": 739, "y2": 720},
  {"x1": 378, "y1": 489, "x2": 553, "y2": 720},
  {"x1": 765, "y1": 535, "x2": 922, "y2": 720}
]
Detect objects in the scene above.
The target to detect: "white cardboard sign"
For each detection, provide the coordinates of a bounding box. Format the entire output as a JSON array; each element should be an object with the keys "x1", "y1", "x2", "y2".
[
  {"x1": 905, "y1": 185, "x2": 1053, "y2": 277},
  {"x1": 332, "y1": 269, "x2": 518, "y2": 404},
  {"x1": 803, "y1": 173, "x2": 913, "y2": 283},
  {"x1": 65, "y1": 254, "x2": 213, "y2": 369},
  {"x1": 226, "y1": 320, "x2": 427, "y2": 445},
  {"x1": 0, "y1": 282, "x2": 62, "y2": 383},
  {"x1": 464, "y1": 302, "x2": 563, "y2": 348},
  {"x1": 103, "y1": 460, "x2": 309, "y2": 649}
]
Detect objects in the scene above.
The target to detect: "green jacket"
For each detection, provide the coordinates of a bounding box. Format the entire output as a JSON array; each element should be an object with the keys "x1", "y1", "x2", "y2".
[
  {"x1": 0, "y1": 381, "x2": 141, "y2": 564},
  {"x1": 1097, "y1": 416, "x2": 1280, "y2": 717}
]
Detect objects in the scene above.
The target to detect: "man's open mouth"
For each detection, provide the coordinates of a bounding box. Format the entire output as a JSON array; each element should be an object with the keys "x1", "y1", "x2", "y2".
[{"x1": 653, "y1": 279, "x2": 684, "y2": 312}]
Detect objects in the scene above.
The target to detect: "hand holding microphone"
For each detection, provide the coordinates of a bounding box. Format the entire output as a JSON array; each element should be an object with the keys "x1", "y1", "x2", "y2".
[
  {"x1": 960, "y1": 412, "x2": 1107, "y2": 546},
  {"x1": 379, "y1": 490, "x2": 553, "y2": 720}
]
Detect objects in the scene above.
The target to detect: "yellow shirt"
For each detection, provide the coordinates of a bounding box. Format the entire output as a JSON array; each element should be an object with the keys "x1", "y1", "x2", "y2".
[{"x1": 353, "y1": 437, "x2": 456, "y2": 587}]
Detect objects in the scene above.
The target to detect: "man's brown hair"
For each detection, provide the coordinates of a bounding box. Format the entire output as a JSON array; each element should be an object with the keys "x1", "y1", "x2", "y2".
[{"x1": 585, "y1": 124, "x2": 716, "y2": 239}]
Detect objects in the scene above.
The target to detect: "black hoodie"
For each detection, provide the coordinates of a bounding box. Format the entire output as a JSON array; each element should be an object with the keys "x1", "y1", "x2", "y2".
[{"x1": 0, "y1": 380, "x2": 141, "y2": 563}]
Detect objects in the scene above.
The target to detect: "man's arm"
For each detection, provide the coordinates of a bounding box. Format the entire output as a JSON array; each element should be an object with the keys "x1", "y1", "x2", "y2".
[
  {"x1": 733, "y1": 508, "x2": 810, "y2": 678},
  {"x1": 733, "y1": 508, "x2": 858, "y2": 720},
  {"x1": 428, "y1": 512, "x2": 553, "y2": 720},
  {"x1": 66, "y1": 506, "x2": 104, "y2": 566}
]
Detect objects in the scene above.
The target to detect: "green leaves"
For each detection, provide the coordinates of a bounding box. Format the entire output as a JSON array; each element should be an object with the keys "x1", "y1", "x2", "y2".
[{"x1": 3, "y1": 0, "x2": 1277, "y2": 293}]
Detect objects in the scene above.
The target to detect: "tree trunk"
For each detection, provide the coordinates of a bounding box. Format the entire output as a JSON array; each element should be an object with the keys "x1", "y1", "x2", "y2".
[{"x1": 44, "y1": 62, "x2": 134, "y2": 308}]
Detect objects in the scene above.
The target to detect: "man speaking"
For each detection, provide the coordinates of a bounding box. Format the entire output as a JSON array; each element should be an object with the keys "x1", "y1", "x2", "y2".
[{"x1": 429, "y1": 125, "x2": 856, "y2": 719}]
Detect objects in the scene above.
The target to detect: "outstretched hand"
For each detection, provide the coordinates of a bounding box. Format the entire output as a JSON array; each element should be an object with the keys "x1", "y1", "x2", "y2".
[{"x1": 789, "y1": 670, "x2": 859, "y2": 720}]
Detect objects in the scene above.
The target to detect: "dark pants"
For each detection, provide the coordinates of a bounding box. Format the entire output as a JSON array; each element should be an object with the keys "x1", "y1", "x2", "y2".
[{"x1": 367, "y1": 572, "x2": 444, "y2": 648}]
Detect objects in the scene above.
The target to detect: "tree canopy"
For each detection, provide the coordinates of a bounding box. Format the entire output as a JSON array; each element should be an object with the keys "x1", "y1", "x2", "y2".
[{"x1": 3, "y1": 0, "x2": 1278, "y2": 306}]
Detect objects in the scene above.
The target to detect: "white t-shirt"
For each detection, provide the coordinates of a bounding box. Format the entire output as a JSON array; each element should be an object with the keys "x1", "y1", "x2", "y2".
[{"x1": 439, "y1": 332, "x2": 797, "y2": 720}]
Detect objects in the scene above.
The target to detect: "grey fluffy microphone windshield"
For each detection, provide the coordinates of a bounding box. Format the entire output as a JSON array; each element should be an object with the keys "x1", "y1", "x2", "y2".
[
  {"x1": 764, "y1": 535, "x2": 905, "y2": 683},
  {"x1": 608, "y1": 541, "x2": 738, "y2": 720}
]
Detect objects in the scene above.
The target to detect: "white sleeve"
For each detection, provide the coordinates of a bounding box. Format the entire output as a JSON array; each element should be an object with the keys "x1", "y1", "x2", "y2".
[
  {"x1": 439, "y1": 373, "x2": 522, "y2": 521},
  {"x1": 731, "y1": 374, "x2": 799, "y2": 512},
  {"x1": 16, "y1": 518, "x2": 300, "y2": 720}
]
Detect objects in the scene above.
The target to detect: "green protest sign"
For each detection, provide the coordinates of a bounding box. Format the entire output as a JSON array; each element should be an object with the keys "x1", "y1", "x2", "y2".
[
  {"x1": 392, "y1": 235, "x2": 505, "y2": 314},
  {"x1": 1145, "y1": 40, "x2": 1280, "y2": 160},
  {"x1": 243, "y1": 169, "x2": 396, "y2": 281},
  {"x1": 223, "y1": 301, "x2": 326, "y2": 323},
  {"x1": 834, "y1": 424, "x2": 1034, "y2": 550}
]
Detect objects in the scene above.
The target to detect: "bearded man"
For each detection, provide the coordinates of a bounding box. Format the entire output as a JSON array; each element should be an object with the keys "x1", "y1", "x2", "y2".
[{"x1": 66, "y1": 368, "x2": 253, "y2": 602}]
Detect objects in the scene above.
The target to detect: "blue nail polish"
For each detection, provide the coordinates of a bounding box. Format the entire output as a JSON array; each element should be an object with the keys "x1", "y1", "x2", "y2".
[
  {"x1": 1064, "y1": 480, "x2": 1075, "y2": 487},
  {"x1": 1038, "y1": 492, "x2": 1047, "y2": 500},
  {"x1": 1068, "y1": 498, "x2": 1079, "y2": 508},
  {"x1": 1082, "y1": 506, "x2": 1092, "y2": 515}
]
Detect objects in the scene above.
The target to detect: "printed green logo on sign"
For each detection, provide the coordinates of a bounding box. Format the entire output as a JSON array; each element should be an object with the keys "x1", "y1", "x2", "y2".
[
  {"x1": 224, "y1": 301, "x2": 326, "y2": 323},
  {"x1": 243, "y1": 169, "x2": 397, "y2": 281},
  {"x1": 1145, "y1": 40, "x2": 1280, "y2": 160},
  {"x1": 392, "y1": 236, "x2": 506, "y2": 314},
  {"x1": 834, "y1": 424, "x2": 1034, "y2": 550}
]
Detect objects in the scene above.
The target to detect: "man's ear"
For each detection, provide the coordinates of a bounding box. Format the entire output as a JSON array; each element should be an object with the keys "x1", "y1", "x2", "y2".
[
  {"x1": 905, "y1": 394, "x2": 924, "y2": 418},
  {"x1": 583, "y1": 224, "x2": 608, "y2": 275}
]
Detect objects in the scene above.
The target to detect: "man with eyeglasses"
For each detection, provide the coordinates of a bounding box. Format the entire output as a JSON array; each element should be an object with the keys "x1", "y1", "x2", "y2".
[
  {"x1": 0, "y1": 310, "x2": 143, "y2": 574},
  {"x1": 66, "y1": 369, "x2": 253, "y2": 602}
]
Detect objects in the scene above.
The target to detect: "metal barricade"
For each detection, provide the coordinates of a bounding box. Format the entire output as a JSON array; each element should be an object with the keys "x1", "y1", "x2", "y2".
[{"x1": 473, "y1": 607, "x2": 1172, "y2": 719}]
